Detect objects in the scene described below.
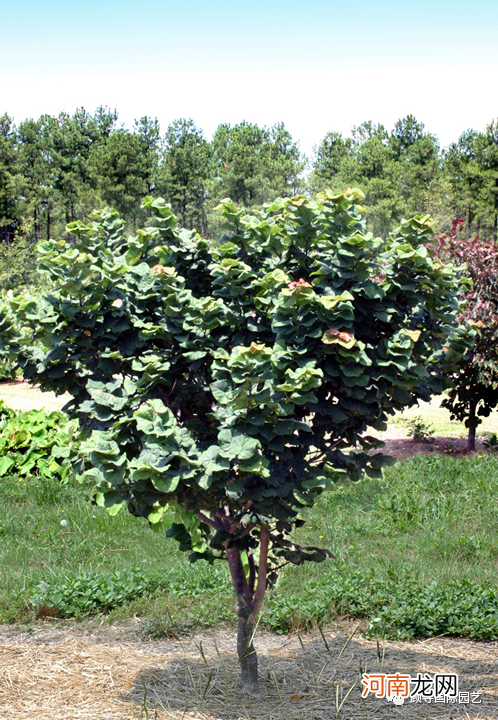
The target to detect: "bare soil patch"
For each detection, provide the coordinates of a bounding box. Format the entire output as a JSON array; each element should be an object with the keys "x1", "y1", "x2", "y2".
[
  {"x1": 0, "y1": 622, "x2": 497, "y2": 719},
  {"x1": 371, "y1": 425, "x2": 484, "y2": 461},
  {"x1": 0, "y1": 380, "x2": 70, "y2": 413}
]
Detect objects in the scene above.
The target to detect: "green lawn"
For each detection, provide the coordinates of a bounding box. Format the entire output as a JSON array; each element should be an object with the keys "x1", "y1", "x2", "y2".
[
  {"x1": 2, "y1": 450, "x2": 498, "y2": 640},
  {"x1": 2, "y1": 384, "x2": 498, "y2": 639}
]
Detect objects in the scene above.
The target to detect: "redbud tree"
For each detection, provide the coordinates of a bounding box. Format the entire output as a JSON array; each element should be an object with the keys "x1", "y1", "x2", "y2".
[
  {"x1": 433, "y1": 219, "x2": 498, "y2": 450},
  {"x1": 14, "y1": 191, "x2": 466, "y2": 690}
]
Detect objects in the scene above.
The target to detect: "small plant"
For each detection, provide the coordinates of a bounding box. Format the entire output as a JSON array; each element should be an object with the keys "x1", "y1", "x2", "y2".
[
  {"x1": 457, "y1": 534, "x2": 484, "y2": 558},
  {"x1": 483, "y1": 433, "x2": 498, "y2": 451},
  {"x1": 263, "y1": 570, "x2": 498, "y2": 640},
  {"x1": 405, "y1": 415, "x2": 435, "y2": 443},
  {"x1": 29, "y1": 569, "x2": 164, "y2": 618},
  {"x1": 0, "y1": 402, "x2": 78, "y2": 484}
]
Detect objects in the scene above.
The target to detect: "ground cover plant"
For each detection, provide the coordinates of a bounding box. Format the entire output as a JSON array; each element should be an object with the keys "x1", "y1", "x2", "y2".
[
  {"x1": 0, "y1": 400, "x2": 77, "y2": 482},
  {"x1": 8, "y1": 190, "x2": 471, "y2": 690}
]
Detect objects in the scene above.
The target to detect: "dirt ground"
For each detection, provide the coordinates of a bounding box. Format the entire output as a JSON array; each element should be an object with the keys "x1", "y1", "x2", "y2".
[
  {"x1": 369, "y1": 425, "x2": 485, "y2": 461},
  {"x1": 0, "y1": 620, "x2": 497, "y2": 720},
  {"x1": 0, "y1": 380, "x2": 71, "y2": 413}
]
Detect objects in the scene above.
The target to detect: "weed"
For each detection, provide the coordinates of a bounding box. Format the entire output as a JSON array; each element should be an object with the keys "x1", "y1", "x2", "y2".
[
  {"x1": 484, "y1": 433, "x2": 498, "y2": 451},
  {"x1": 404, "y1": 415, "x2": 435, "y2": 443}
]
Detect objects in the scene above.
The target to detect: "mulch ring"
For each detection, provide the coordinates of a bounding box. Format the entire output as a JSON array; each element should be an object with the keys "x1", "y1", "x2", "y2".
[
  {"x1": 0, "y1": 621, "x2": 497, "y2": 719},
  {"x1": 370, "y1": 424, "x2": 488, "y2": 461}
]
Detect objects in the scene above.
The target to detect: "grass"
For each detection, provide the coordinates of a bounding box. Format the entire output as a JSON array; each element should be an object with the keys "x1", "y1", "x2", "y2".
[
  {"x1": 2, "y1": 450, "x2": 498, "y2": 639},
  {"x1": 0, "y1": 472, "x2": 235, "y2": 626},
  {"x1": 287, "y1": 453, "x2": 498, "y2": 589},
  {"x1": 2, "y1": 385, "x2": 498, "y2": 638}
]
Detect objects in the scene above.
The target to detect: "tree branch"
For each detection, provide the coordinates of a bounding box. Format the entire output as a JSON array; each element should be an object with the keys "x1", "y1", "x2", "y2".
[
  {"x1": 195, "y1": 511, "x2": 220, "y2": 531},
  {"x1": 250, "y1": 524, "x2": 269, "y2": 621},
  {"x1": 246, "y1": 548, "x2": 256, "y2": 595},
  {"x1": 225, "y1": 543, "x2": 249, "y2": 599}
]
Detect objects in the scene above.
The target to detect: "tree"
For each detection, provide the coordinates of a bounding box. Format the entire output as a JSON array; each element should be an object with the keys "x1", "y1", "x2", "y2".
[
  {"x1": 88, "y1": 128, "x2": 147, "y2": 231},
  {"x1": 265, "y1": 122, "x2": 306, "y2": 197},
  {"x1": 444, "y1": 130, "x2": 482, "y2": 238},
  {"x1": 134, "y1": 116, "x2": 161, "y2": 199},
  {"x1": 311, "y1": 118, "x2": 445, "y2": 238},
  {"x1": 308, "y1": 131, "x2": 352, "y2": 194},
  {"x1": 349, "y1": 122, "x2": 402, "y2": 239},
  {"x1": 389, "y1": 116, "x2": 442, "y2": 221},
  {"x1": 0, "y1": 114, "x2": 21, "y2": 247},
  {"x1": 13, "y1": 190, "x2": 467, "y2": 691},
  {"x1": 50, "y1": 108, "x2": 104, "y2": 228},
  {"x1": 477, "y1": 120, "x2": 498, "y2": 243},
  {"x1": 433, "y1": 220, "x2": 498, "y2": 450},
  {"x1": 160, "y1": 119, "x2": 212, "y2": 233},
  {"x1": 17, "y1": 116, "x2": 53, "y2": 244},
  {"x1": 211, "y1": 121, "x2": 305, "y2": 208}
]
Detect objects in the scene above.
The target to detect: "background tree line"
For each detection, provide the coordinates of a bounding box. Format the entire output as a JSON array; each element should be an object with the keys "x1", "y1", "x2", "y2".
[{"x1": 1, "y1": 106, "x2": 498, "y2": 288}]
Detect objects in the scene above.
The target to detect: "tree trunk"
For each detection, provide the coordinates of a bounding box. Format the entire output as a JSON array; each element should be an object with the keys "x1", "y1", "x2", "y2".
[
  {"x1": 467, "y1": 205, "x2": 472, "y2": 239},
  {"x1": 182, "y1": 190, "x2": 187, "y2": 229},
  {"x1": 468, "y1": 400, "x2": 478, "y2": 451},
  {"x1": 225, "y1": 524, "x2": 269, "y2": 692},
  {"x1": 237, "y1": 607, "x2": 259, "y2": 691}
]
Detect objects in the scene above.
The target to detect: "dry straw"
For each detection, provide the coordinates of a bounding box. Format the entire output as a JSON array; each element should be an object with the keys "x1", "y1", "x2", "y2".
[{"x1": 0, "y1": 621, "x2": 497, "y2": 719}]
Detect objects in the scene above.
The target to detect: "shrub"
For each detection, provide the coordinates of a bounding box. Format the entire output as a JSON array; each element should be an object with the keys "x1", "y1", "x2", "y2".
[{"x1": 12, "y1": 191, "x2": 468, "y2": 690}]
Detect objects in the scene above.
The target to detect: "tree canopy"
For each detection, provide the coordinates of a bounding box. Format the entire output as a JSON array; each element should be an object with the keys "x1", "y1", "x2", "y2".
[{"x1": 11, "y1": 190, "x2": 468, "y2": 690}]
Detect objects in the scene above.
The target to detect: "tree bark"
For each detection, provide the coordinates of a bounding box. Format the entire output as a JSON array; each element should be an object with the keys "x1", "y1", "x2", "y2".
[
  {"x1": 225, "y1": 524, "x2": 269, "y2": 692},
  {"x1": 237, "y1": 613, "x2": 258, "y2": 691},
  {"x1": 468, "y1": 400, "x2": 478, "y2": 451},
  {"x1": 33, "y1": 207, "x2": 39, "y2": 244}
]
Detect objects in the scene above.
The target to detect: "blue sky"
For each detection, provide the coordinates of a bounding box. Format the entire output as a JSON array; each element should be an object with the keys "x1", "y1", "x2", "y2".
[{"x1": 1, "y1": 0, "x2": 497, "y2": 155}]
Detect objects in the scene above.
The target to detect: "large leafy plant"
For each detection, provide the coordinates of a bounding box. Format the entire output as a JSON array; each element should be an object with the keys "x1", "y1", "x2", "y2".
[
  {"x1": 433, "y1": 219, "x2": 498, "y2": 450},
  {"x1": 0, "y1": 401, "x2": 77, "y2": 482},
  {"x1": 14, "y1": 190, "x2": 466, "y2": 690},
  {"x1": 0, "y1": 293, "x2": 21, "y2": 380}
]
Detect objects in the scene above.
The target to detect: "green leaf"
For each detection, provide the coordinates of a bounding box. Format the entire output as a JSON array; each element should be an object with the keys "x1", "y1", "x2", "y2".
[
  {"x1": 218, "y1": 429, "x2": 260, "y2": 461},
  {"x1": 0, "y1": 455, "x2": 15, "y2": 476}
]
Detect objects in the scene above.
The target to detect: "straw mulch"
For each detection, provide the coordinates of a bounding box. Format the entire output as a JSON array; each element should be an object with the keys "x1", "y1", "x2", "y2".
[{"x1": 0, "y1": 621, "x2": 497, "y2": 720}]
